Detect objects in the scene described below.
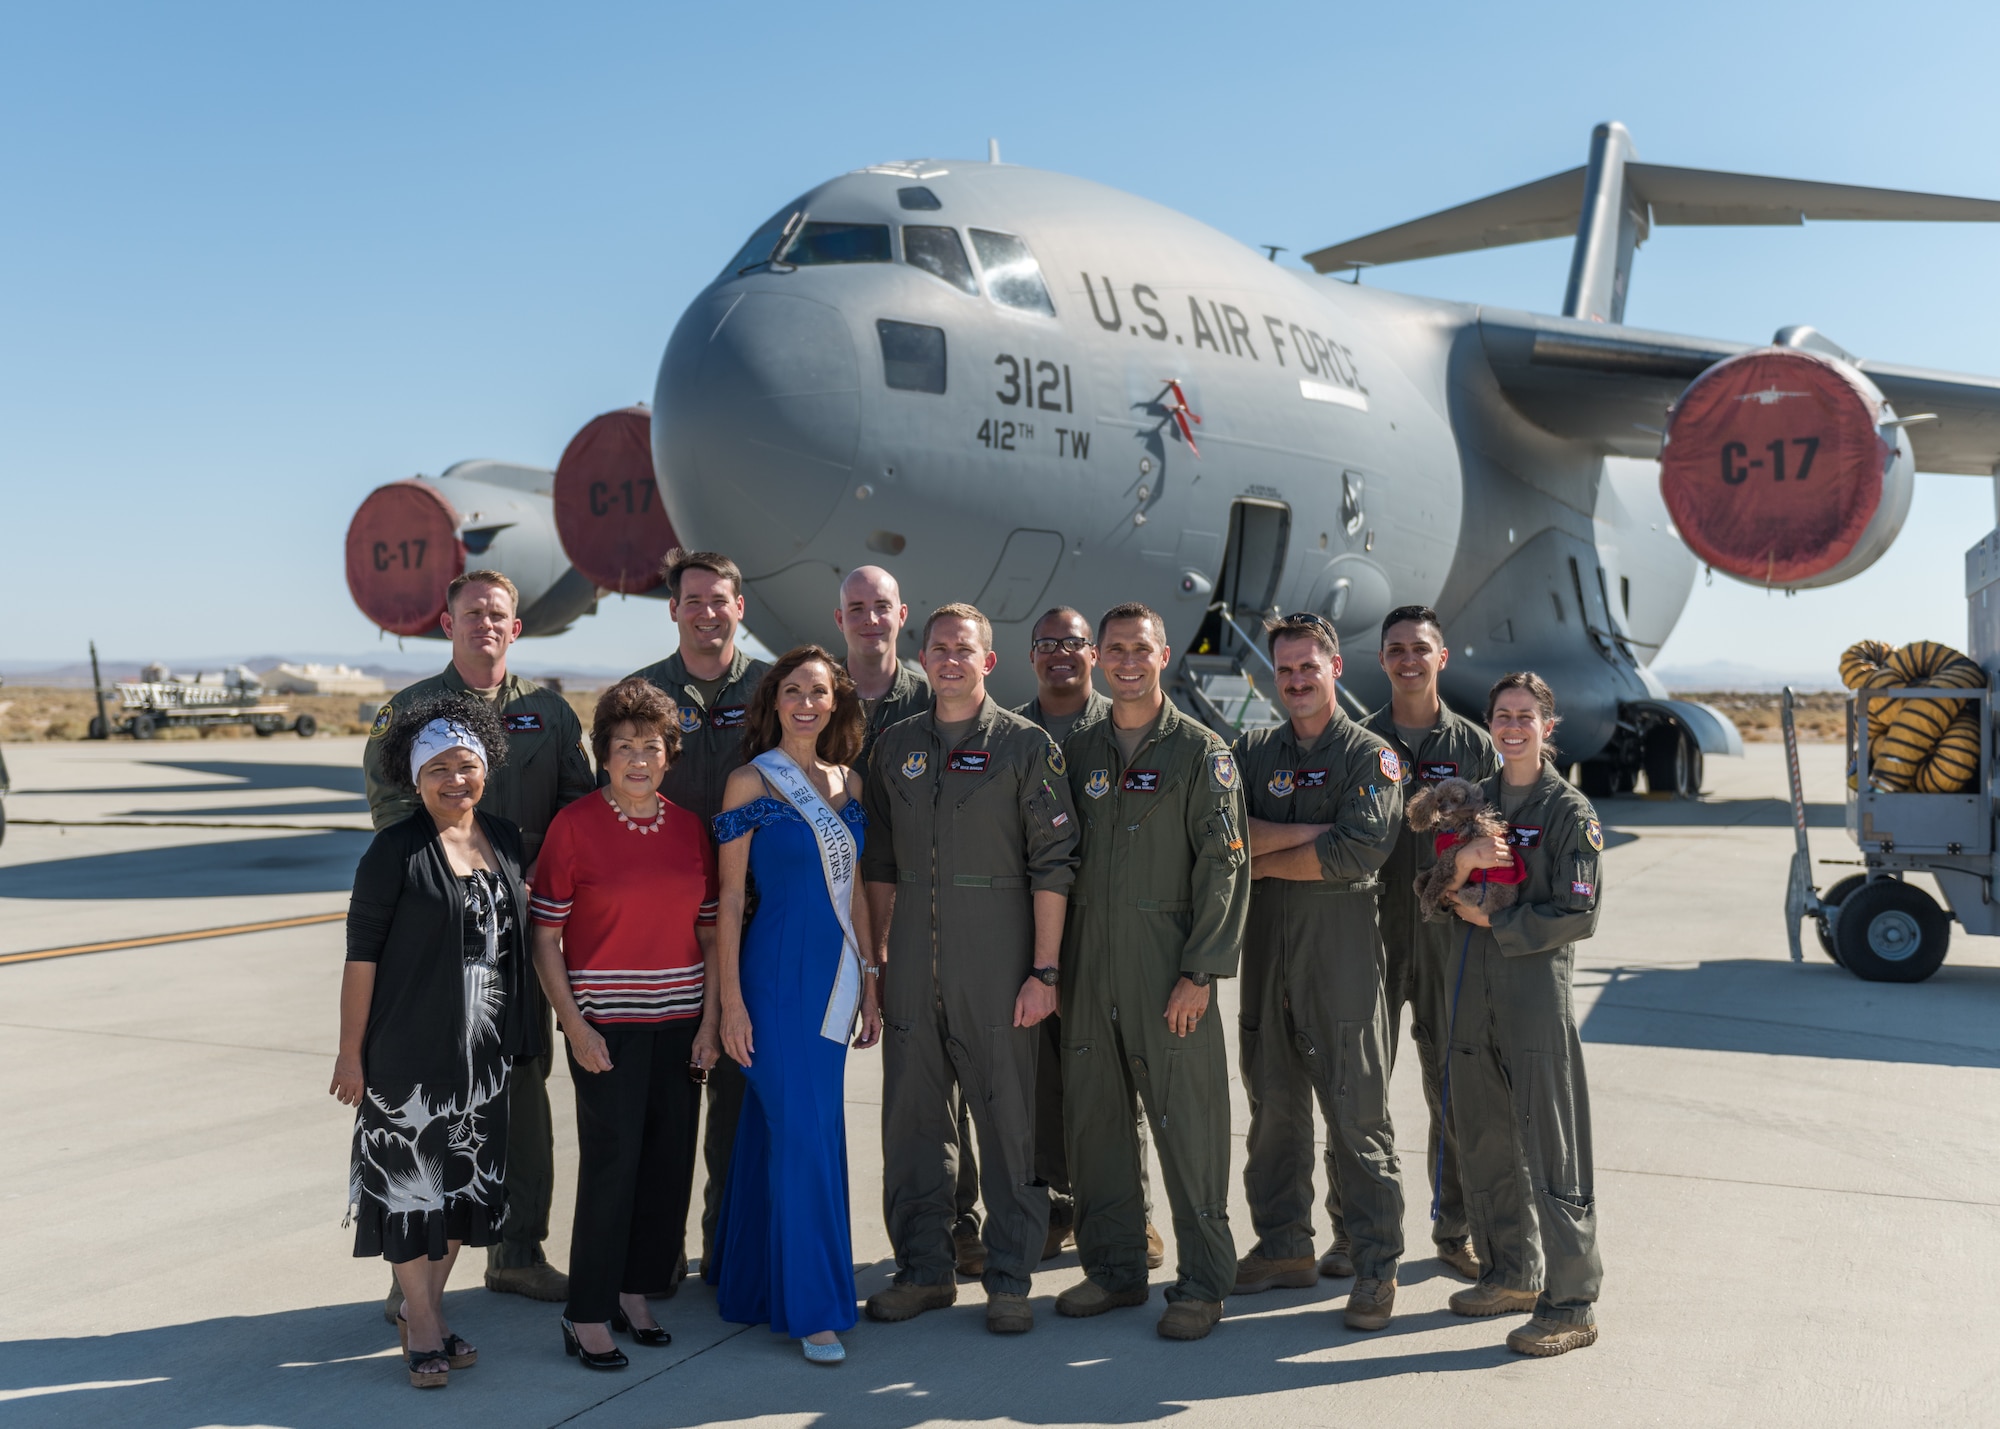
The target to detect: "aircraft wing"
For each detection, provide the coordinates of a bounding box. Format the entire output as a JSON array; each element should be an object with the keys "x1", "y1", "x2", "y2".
[{"x1": 1476, "y1": 308, "x2": 2000, "y2": 475}]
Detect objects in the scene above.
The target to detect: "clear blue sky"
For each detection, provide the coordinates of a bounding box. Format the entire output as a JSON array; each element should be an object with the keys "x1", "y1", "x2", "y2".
[{"x1": 5, "y1": 2, "x2": 1998, "y2": 679}]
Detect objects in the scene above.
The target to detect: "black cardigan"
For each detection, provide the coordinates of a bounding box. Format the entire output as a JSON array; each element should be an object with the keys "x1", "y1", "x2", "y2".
[{"x1": 346, "y1": 810, "x2": 547, "y2": 1088}]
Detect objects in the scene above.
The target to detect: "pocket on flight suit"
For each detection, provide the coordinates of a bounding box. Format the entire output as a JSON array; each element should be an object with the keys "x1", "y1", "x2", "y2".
[
  {"x1": 1334, "y1": 1019, "x2": 1392, "y2": 1132},
  {"x1": 1518, "y1": 1050, "x2": 1589, "y2": 1200}
]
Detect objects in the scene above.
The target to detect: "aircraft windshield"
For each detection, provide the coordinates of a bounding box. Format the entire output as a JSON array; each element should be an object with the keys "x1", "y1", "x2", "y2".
[
  {"x1": 969, "y1": 229, "x2": 1054, "y2": 316},
  {"x1": 724, "y1": 206, "x2": 802, "y2": 276},
  {"x1": 903, "y1": 226, "x2": 977, "y2": 294},
  {"x1": 779, "y1": 221, "x2": 892, "y2": 266}
]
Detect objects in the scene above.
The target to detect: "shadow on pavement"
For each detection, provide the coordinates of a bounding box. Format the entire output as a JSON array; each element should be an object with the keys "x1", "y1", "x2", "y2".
[
  {"x1": 0, "y1": 830, "x2": 368, "y2": 899},
  {"x1": 1598, "y1": 797, "x2": 1844, "y2": 830},
  {"x1": 18, "y1": 759, "x2": 367, "y2": 810},
  {"x1": 1581, "y1": 959, "x2": 2000, "y2": 1068}
]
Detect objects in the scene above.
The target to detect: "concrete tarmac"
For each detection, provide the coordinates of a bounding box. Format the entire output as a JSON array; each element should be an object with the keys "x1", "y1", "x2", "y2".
[{"x1": 2, "y1": 737, "x2": 1997, "y2": 1426}]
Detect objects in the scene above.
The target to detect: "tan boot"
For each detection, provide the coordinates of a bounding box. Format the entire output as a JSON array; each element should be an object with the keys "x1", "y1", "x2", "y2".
[
  {"x1": 382, "y1": 1278, "x2": 404, "y2": 1326},
  {"x1": 1232, "y1": 1253, "x2": 1318, "y2": 1294},
  {"x1": 986, "y1": 1291, "x2": 1034, "y2": 1334},
  {"x1": 1156, "y1": 1299, "x2": 1223, "y2": 1341},
  {"x1": 1043, "y1": 1216, "x2": 1075, "y2": 1262},
  {"x1": 865, "y1": 1280, "x2": 957, "y2": 1322},
  {"x1": 1448, "y1": 1283, "x2": 1539, "y2": 1318},
  {"x1": 1316, "y1": 1237, "x2": 1354, "y2": 1279},
  {"x1": 1343, "y1": 1277, "x2": 1396, "y2": 1331},
  {"x1": 1145, "y1": 1223, "x2": 1165, "y2": 1270},
  {"x1": 1507, "y1": 1317, "x2": 1599, "y2": 1356},
  {"x1": 1436, "y1": 1237, "x2": 1480, "y2": 1282},
  {"x1": 1055, "y1": 1278, "x2": 1149, "y2": 1318},
  {"x1": 484, "y1": 1262, "x2": 569, "y2": 1301},
  {"x1": 954, "y1": 1228, "x2": 987, "y2": 1279}
]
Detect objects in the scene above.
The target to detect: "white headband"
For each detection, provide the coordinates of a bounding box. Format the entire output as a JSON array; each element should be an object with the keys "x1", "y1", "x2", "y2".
[{"x1": 410, "y1": 718, "x2": 487, "y2": 785}]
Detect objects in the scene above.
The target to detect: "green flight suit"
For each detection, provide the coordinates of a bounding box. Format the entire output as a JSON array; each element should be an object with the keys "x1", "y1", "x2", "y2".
[
  {"x1": 629, "y1": 647, "x2": 772, "y2": 1270},
  {"x1": 862, "y1": 698, "x2": 1080, "y2": 1295},
  {"x1": 1448, "y1": 765, "x2": 1604, "y2": 1325},
  {"x1": 1233, "y1": 713, "x2": 1405, "y2": 1281},
  {"x1": 855, "y1": 659, "x2": 930, "y2": 781},
  {"x1": 1362, "y1": 702, "x2": 1503, "y2": 1248},
  {"x1": 362, "y1": 663, "x2": 594, "y2": 1269},
  {"x1": 1060, "y1": 700, "x2": 1250, "y2": 1304}
]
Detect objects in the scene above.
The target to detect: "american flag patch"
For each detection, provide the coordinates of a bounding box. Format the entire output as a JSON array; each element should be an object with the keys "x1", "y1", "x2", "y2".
[
  {"x1": 1052, "y1": 812, "x2": 1068, "y2": 827},
  {"x1": 1572, "y1": 880, "x2": 1594, "y2": 897}
]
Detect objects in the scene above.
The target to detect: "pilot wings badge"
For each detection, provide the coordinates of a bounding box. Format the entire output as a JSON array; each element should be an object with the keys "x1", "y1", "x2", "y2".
[
  {"x1": 1268, "y1": 768, "x2": 1295, "y2": 798},
  {"x1": 900, "y1": 750, "x2": 928, "y2": 780},
  {"x1": 1083, "y1": 769, "x2": 1111, "y2": 800}
]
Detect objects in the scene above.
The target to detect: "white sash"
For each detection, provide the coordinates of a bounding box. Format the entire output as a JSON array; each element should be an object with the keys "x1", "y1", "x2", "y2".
[{"x1": 751, "y1": 748, "x2": 863, "y2": 1044}]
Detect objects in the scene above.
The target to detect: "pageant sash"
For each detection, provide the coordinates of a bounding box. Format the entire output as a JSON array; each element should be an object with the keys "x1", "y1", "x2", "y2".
[{"x1": 751, "y1": 748, "x2": 863, "y2": 1044}]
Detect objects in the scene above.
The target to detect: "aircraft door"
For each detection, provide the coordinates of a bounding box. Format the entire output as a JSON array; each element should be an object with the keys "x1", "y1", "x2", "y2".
[
  {"x1": 974, "y1": 528, "x2": 1065, "y2": 624},
  {"x1": 1192, "y1": 499, "x2": 1290, "y2": 652}
]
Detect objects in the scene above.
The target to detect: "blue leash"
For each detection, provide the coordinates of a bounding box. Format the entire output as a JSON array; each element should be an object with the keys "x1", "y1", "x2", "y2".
[{"x1": 1430, "y1": 884, "x2": 1482, "y2": 1223}]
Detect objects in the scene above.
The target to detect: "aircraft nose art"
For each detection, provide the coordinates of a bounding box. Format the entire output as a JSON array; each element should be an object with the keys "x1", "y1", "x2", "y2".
[{"x1": 656, "y1": 290, "x2": 860, "y2": 560}]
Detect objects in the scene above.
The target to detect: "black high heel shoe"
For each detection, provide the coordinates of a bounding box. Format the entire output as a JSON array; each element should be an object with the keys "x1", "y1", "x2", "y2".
[
  {"x1": 561, "y1": 1317, "x2": 629, "y2": 1370},
  {"x1": 612, "y1": 1306, "x2": 672, "y2": 1347}
]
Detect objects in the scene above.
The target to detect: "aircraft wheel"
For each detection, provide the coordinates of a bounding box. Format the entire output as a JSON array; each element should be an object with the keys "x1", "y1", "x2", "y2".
[
  {"x1": 294, "y1": 713, "x2": 318, "y2": 738},
  {"x1": 253, "y1": 721, "x2": 277, "y2": 737},
  {"x1": 130, "y1": 715, "x2": 158, "y2": 740},
  {"x1": 1578, "y1": 760, "x2": 1618, "y2": 798},
  {"x1": 1814, "y1": 873, "x2": 1868, "y2": 964},
  {"x1": 1644, "y1": 725, "x2": 1701, "y2": 797},
  {"x1": 1833, "y1": 878, "x2": 1950, "y2": 983},
  {"x1": 0, "y1": 798, "x2": 7, "y2": 849},
  {"x1": 87, "y1": 715, "x2": 109, "y2": 740}
]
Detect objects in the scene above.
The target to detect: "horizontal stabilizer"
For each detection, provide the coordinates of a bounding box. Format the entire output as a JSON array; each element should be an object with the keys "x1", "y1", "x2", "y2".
[{"x1": 1307, "y1": 164, "x2": 2000, "y2": 273}]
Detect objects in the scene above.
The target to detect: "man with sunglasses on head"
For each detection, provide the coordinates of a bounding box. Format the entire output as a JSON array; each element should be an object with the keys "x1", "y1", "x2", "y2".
[{"x1": 1229, "y1": 612, "x2": 1406, "y2": 1331}]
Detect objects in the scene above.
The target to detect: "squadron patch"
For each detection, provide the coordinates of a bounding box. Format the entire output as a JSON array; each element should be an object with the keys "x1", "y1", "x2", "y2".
[
  {"x1": 1209, "y1": 751, "x2": 1238, "y2": 791},
  {"x1": 1084, "y1": 769, "x2": 1111, "y2": 799},
  {"x1": 677, "y1": 705, "x2": 703, "y2": 734},
  {"x1": 1584, "y1": 818, "x2": 1604, "y2": 853},
  {"x1": 1267, "y1": 769, "x2": 1296, "y2": 798},
  {"x1": 1046, "y1": 743, "x2": 1066, "y2": 776},
  {"x1": 1377, "y1": 747, "x2": 1403, "y2": 782},
  {"x1": 369, "y1": 702, "x2": 394, "y2": 739},
  {"x1": 900, "y1": 750, "x2": 928, "y2": 780}
]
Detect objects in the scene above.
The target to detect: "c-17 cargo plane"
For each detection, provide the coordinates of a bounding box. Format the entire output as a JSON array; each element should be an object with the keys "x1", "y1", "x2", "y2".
[{"x1": 344, "y1": 122, "x2": 2000, "y2": 795}]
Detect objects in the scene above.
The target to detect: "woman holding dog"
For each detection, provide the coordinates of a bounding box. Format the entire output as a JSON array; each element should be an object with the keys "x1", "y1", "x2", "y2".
[{"x1": 1442, "y1": 671, "x2": 1604, "y2": 1358}]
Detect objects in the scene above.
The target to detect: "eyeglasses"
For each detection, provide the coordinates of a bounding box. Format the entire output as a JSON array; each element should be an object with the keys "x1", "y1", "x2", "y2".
[{"x1": 1031, "y1": 637, "x2": 1093, "y2": 655}]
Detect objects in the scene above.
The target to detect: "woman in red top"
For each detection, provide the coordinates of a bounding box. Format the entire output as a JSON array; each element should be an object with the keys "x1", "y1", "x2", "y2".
[{"x1": 530, "y1": 678, "x2": 721, "y2": 1370}]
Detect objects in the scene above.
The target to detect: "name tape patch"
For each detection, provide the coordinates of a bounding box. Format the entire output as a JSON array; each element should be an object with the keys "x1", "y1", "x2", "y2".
[
  {"x1": 709, "y1": 705, "x2": 748, "y2": 730},
  {"x1": 1507, "y1": 825, "x2": 1544, "y2": 850},
  {"x1": 1123, "y1": 769, "x2": 1162, "y2": 793},
  {"x1": 947, "y1": 750, "x2": 992, "y2": 773},
  {"x1": 1419, "y1": 760, "x2": 1459, "y2": 781},
  {"x1": 1297, "y1": 768, "x2": 1329, "y2": 790},
  {"x1": 504, "y1": 712, "x2": 544, "y2": 732}
]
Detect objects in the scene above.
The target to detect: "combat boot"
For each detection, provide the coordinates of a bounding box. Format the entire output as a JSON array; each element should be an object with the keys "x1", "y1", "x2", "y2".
[
  {"x1": 485, "y1": 1262, "x2": 569, "y2": 1301},
  {"x1": 1043, "y1": 1204, "x2": 1075, "y2": 1261},
  {"x1": 1232, "y1": 1252, "x2": 1317, "y2": 1294},
  {"x1": 954, "y1": 1227, "x2": 987, "y2": 1278},
  {"x1": 1156, "y1": 1299, "x2": 1223, "y2": 1341},
  {"x1": 1435, "y1": 1236, "x2": 1480, "y2": 1282},
  {"x1": 865, "y1": 1280, "x2": 957, "y2": 1322},
  {"x1": 986, "y1": 1291, "x2": 1034, "y2": 1334},
  {"x1": 1055, "y1": 1278, "x2": 1149, "y2": 1318},
  {"x1": 1145, "y1": 1223, "x2": 1165, "y2": 1270},
  {"x1": 1448, "y1": 1283, "x2": 1538, "y2": 1317},
  {"x1": 1343, "y1": 1277, "x2": 1396, "y2": 1331},
  {"x1": 1316, "y1": 1236, "x2": 1354, "y2": 1279},
  {"x1": 1507, "y1": 1317, "x2": 1598, "y2": 1356}
]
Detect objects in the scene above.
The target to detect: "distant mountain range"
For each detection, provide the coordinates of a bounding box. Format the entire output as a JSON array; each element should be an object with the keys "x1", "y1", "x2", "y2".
[
  {"x1": 1652, "y1": 660, "x2": 1842, "y2": 693},
  {"x1": 0, "y1": 652, "x2": 636, "y2": 689}
]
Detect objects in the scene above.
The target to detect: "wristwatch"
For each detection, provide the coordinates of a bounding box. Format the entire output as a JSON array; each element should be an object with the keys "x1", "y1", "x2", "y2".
[
  {"x1": 1029, "y1": 965, "x2": 1061, "y2": 986},
  {"x1": 1180, "y1": 971, "x2": 1213, "y2": 988}
]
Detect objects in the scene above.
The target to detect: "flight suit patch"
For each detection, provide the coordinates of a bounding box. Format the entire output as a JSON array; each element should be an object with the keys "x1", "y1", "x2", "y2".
[
  {"x1": 677, "y1": 706, "x2": 703, "y2": 734},
  {"x1": 1378, "y1": 747, "x2": 1403, "y2": 781},
  {"x1": 1584, "y1": 817, "x2": 1604, "y2": 852},
  {"x1": 1507, "y1": 825, "x2": 1544, "y2": 850},
  {"x1": 369, "y1": 703, "x2": 394, "y2": 739},
  {"x1": 1123, "y1": 769, "x2": 1162, "y2": 792},
  {"x1": 947, "y1": 750, "x2": 991, "y2": 772},
  {"x1": 1296, "y1": 768, "x2": 1329, "y2": 789},
  {"x1": 901, "y1": 751, "x2": 929, "y2": 779},
  {"x1": 1572, "y1": 879, "x2": 1595, "y2": 897},
  {"x1": 1267, "y1": 769, "x2": 1296, "y2": 798},
  {"x1": 1084, "y1": 770, "x2": 1111, "y2": 799},
  {"x1": 1046, "y1": 743, "x2": 1066, "y2": 776},
  {"x1": 504, "y1": 712, "x2": 543, "y2": 732},
  {"x1": 1209, "y1": 751, "x2": 1238, "y2": 791},
  {"x1": 1419, "y1": 760, "x2": 1458, "y2": 781},
  {"x1": 709, "y1": 705, "x2": 747, "y2": 730}
]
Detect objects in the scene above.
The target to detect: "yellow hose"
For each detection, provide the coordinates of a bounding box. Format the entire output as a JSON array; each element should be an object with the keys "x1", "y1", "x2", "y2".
[{"x1": 1840, "y1": 640, "x2": 1985, "y2": 792}]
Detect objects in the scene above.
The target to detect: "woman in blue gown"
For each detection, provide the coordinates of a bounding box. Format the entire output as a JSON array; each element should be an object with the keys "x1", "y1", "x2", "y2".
[{"x1": 709, "y1": 645, "x2": 882, "y2": 1364}]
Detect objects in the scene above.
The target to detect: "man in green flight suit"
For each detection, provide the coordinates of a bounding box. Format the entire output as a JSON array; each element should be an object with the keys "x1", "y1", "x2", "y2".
[
  {"x1": 1363, "y1": 605, "x2": 1506, "y2": 1284},
  {"x1": 1229, "y1": 613, "x2": 1405, "y2": 1330},
  {"x1": 625, "y1": 550, "x2": 770, "y2": 1281},
  {"x1": 362, "y1": 569, "x2": 595, "y2": 1316},
  {"x1": 835, "y1": 565, "x2": 930, "y2": 781},
  {"x1": 860, "y1": 603, "x2": 1080, "y2": 1334},
  {"x1": 1056, "y1": 602, "x2": 1250, "y2": 1342}
]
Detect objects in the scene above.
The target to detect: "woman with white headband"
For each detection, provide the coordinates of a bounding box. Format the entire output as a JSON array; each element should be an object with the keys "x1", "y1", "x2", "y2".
[{"x1": 331, "y1": 693, "x2": 543, "y2": 1390}]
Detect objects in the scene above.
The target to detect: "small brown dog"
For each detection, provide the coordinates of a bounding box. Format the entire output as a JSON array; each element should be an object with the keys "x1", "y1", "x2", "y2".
[{"x1": 1405, "y1": 777, "x2": 1522, "y2": 923}]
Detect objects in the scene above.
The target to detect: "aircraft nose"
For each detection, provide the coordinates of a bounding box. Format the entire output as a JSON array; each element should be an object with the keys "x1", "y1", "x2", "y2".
[{"x1": 654, "y1": 289, "x2": 861, "y2": 561}]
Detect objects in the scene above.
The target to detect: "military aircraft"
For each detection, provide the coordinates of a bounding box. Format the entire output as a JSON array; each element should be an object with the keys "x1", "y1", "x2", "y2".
[{"x1": 344, "y1": 122, "x2": 2000, "y2": 795}]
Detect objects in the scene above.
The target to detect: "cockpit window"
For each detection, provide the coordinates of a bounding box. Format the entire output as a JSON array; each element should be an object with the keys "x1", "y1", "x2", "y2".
[
  {"x1": 902, "y1": 226, "x2": 977, "y2": 295},
  {"x1": 969, "y1": 229, "x2": 1055, "y2": 316},
  {"x1": 779, "y1": 221, "x2": 892, "y2": 266},
  {"x1": 898, "y1": 187, "x2": 942, "y2": 210},
  {"x1": 724, "y1": 205, "x2": 802, "y2": 276},
  {"x1": 877, "y1": 320, "x2": 946, "y2": 394}
]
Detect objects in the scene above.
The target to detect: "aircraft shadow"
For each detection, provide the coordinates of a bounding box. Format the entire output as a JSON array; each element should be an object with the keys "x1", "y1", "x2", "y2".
[
  {"x1": 0, "y1": 830, "x2": 369, "y2": 900},
  {"x1": 1598, "y1": 797, "x2": 1844, "y2": 830},
  {"x1": 1581, "y1": 958, "x2": 2000, "y2": 1068},
  {"x1": 18, "y1": 759, "x2": 365, "y2": 799}
]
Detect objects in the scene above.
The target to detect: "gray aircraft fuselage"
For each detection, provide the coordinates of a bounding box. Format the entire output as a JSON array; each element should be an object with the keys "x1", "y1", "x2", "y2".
[{"x1": 654, "y1": 159, "x2": 1694, "y2": 758}]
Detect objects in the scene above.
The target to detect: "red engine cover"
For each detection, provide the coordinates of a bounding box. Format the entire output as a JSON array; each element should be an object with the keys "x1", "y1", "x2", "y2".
[
  {"x1": 552, "y1": 407, "x2": 679, "y2": 594},
  {"x1": 1659, "y1": 348, "x2": 1892, "y2": 587},
  {"x1": 345, "y1": 480, "x2": 465, "y2": 636}
]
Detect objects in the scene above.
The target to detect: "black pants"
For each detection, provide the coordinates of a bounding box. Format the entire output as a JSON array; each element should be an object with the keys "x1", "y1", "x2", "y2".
[{"x1": 565, "y1": 1019, "x2": 701, "y2": 1324}]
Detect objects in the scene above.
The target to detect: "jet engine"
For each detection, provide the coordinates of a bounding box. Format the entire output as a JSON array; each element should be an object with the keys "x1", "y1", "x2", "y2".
[
  {"x1": 550, "y1": 406, "x2": 682, "y2": 594},
  {"x1": 1658, "y1": 347, "x2": 1916, "y2": 589},
  {"x1": 344, "y1": 461, "x2": 599, "y2": 638}
]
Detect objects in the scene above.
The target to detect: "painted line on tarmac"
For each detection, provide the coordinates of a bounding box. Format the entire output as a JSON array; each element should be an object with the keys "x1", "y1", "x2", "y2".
[
  {"x1": 1601, "y1": 1164, "x2": 2000, "y2": 1209},
  {"x1": 0, "y1": 911, "x2": 346, "y2": 965},
  {"x1": 10, "y1": 817, "x2": 368, "y2": 831}
]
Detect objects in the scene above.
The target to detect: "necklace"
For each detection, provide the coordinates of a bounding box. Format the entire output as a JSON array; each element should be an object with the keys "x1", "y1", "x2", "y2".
[{"x1": 605, "y1": 791, "x2": 667, "y2": 835}]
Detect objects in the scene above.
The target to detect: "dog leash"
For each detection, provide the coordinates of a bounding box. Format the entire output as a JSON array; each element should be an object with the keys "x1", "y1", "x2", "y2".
[{"x1": 1430, "y1": 882, "x2": 1483, "y2": 1223}]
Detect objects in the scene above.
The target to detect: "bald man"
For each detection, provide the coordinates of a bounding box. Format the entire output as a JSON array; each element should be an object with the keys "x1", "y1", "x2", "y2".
[{"x1": 836, "y1": 565, "x2": 930, "y2": 780}]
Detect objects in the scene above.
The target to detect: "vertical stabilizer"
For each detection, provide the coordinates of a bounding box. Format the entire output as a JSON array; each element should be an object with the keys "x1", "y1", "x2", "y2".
[{"x1": 1563, "y1": 122, "x2": 1647, "y2": 323}]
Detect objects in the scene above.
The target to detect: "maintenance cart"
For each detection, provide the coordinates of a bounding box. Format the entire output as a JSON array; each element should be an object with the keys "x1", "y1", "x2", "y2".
[
  {"x1": 1783, "y1": 532, "x2": 2000, "y2": 982},
  {"x1": 84, "y1": 644, "x2": 316, "y2": 741}
]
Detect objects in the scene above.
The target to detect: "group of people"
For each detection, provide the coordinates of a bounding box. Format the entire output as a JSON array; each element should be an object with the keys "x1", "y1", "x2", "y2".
[{"x1": 332, "y1": 548, "x2": 1604, "y2": 1389}]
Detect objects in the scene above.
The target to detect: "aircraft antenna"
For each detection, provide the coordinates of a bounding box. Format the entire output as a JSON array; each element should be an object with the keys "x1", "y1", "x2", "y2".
[
  {"x1": 1260, "y1": 244, "x2": 1286, "y2": 262},
  {"x1": 988, "y1": 138, "x2": 1001, "y2": 164}
]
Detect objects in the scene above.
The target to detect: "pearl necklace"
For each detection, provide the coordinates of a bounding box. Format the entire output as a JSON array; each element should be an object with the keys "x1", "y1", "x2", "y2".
[{"x1": 607, "y1": 793, "x2": 667, "y2": 835}]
